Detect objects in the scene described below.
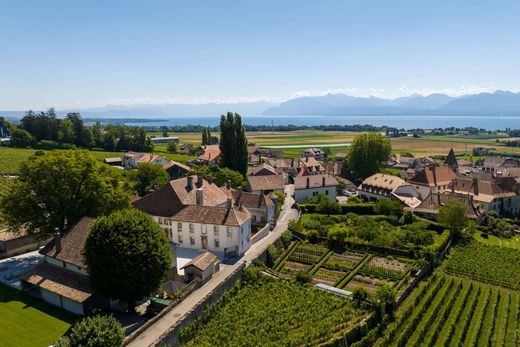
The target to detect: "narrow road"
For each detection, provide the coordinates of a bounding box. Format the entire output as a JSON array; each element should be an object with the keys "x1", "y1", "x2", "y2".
[{"x1": 127, "y1": 185, "x2": 298, "y2": 347}]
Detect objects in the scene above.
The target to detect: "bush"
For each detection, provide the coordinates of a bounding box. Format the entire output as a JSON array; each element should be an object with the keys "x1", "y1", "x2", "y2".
[
  {"x1": 68, "y1": 314, "x2": 124, "y2": 347},
  {"x1": 374, "y1": 199, "x2": 404, "y2": 218},
  {"x1": 307, "y1": 230, "x2": 320, "y2": 243},
  {"x1": 295, "y1": 271, "x2": 312, "y2": 284},
  {"x1": 10, "y1": 128, "x2": 34, "y2": 147}
]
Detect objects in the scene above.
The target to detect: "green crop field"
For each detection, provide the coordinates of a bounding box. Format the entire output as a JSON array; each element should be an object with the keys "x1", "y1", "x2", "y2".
[
  {"x1": 374, "y1": 273, "x2": 520, "y2": 347},
  {"x1": 445, "y1": 240, "x2": 520, "y2": 289},
  {"x1": 474, "y1": 232, "x2": 520, "y2": 250},
  {"x1": 0, "y1": 284, "x2": 77, "y2": 347},
  {"x1": 180, "y1": 278, "x2": 368, "y2": 346}
]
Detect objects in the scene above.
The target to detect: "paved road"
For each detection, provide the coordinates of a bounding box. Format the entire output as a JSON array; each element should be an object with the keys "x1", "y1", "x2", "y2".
[{"x1": 127, "y1": 185, "x2": 298, "y2": 347}]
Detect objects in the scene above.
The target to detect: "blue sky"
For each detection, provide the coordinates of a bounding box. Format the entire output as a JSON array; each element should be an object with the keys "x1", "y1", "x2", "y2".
[{"x1": 1, "y1": 0, "x2": 519, "y2": 110}]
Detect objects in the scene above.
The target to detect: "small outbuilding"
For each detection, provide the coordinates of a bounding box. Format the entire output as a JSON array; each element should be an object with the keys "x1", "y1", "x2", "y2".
[{"x1": 181, "y1": 251, "x2": 220, "y2": 284}]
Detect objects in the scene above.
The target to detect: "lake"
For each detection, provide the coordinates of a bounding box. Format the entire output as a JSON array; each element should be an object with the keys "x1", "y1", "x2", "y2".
[{"x1": 124, "y1": 115, "x2": 520, "y2": 130}]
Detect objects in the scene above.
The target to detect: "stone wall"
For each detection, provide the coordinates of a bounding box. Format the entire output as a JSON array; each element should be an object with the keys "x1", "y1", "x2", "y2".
[{"x1": 250, "y1": 224, "x2": 270, "y2": 245}]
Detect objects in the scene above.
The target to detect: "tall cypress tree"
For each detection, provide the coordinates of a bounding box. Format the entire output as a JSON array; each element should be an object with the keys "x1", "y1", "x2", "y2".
[{"x1": 219, "y1": 112, "x2": 248, "y2": 176}]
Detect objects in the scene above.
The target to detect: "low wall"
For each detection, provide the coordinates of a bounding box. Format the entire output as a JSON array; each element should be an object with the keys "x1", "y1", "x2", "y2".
[
  {"x1": 152, "y1": 263, "x2": 246, "y2": 346},
  {"x1": 250, "y1": 224, "x2": 270, "y2": 245}
]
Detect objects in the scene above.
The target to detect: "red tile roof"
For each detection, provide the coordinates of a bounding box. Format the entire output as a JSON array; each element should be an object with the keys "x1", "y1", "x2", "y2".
[{"x1": 408, "y1": 165, "x2": 457, "y2": 187}]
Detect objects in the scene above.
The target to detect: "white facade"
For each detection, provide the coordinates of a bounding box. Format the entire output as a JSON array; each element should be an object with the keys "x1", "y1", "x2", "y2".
[
  {"x1": 295, "y1": 186, "x2": 337, "y2": 203},
  {"x1": 155, "y1": 216, "x2": 252, "y2": 258}
]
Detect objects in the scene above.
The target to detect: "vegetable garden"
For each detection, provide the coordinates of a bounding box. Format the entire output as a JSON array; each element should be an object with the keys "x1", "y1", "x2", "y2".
[
  {"x1": 373, "y1": 273, "x2": 520, "y2": 347},
  {"x1": 180, "y1": 278, "x2": 368, "y2": 347}
]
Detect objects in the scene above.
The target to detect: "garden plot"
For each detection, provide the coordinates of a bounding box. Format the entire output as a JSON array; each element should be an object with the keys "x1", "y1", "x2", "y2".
[
  {"x1": 361, "y1": 256, "x2": 411, "y2": 280},
  {"x1": 312, "y1": 268, "x2": 347, "y2": 286},
  {"x1": 325, "y1": 251, "x2": 365, "y2": 270},
  {"x1": 344, "y1": 274, "x2": 396, "y2": 296},
  {"x1": 282, "y1": 261, "x2": 312, "y2": 276},
  {"x1": 289, "y1": 243, "x2": 328, "y2": 264}
]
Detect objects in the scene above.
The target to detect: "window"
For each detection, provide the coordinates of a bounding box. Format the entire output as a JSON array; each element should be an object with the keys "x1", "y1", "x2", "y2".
[
  {"x1": 325, "y1": 190, "x2": 329, "y2": 195},
  {"x1": 177, "y1": 223, "x2": 182, "y2": 232},
  {"x1": 190, "y1": 237, "x2": 195, "y2": 245},
  {"x1": 158, "y1": 217, "x2": 163, "y2": 224},
  {"x1": 178, "y1": 234, "x2": 183, "y2": 244},
  {"x1": 214, "y1": 239, "x2": 220, "y2": 248},
  {"x1": 227, "y1": 227, "x2": 232, "y2": 237},
  {"x1": 214, "y1": 226, "x2": 219, "y2": 237},
  {"x1": 189, "y1": 224, "x2": 194, "y2": 233}
]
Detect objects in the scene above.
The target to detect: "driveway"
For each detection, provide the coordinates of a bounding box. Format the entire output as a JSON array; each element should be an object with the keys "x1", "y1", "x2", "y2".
[{"x1": 126, "y1": 185, "x2": 298, "y2": 347}]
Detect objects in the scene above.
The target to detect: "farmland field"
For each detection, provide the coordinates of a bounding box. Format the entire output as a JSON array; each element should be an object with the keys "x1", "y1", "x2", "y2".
[
  {"x1": 374, "y1": 273, "x2": 520, "y2": 347},
  {"x1": 445, "y1": 240, "x2": 520, "y2": 289},
  {"x1": 180, "y1": 278, "x2": 368, "y2": 347},
  {"x1": 0, "y1": 284, "x2": 76, "y2": 347}
]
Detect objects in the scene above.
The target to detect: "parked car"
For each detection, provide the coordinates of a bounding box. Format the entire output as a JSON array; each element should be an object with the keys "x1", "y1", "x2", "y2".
[{"x1": 342, "y1": 189, "x2": 357, "y2": 197}]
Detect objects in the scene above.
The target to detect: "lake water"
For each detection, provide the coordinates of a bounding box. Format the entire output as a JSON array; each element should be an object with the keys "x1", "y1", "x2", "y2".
[{"x1": 125, "y1": 115, "x2": 520, "y2": 130}]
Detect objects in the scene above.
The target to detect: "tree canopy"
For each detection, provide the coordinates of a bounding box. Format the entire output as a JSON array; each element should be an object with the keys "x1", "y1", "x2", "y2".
[
  {"x1": 219, "y1": 112, "x2": 248, "y2": 176},
  {"x1": 347, "y1": 132, "x2": 392, "y2": 179},
  {"x1": 67, "y1": 314, "x2": 125, "y2": 347},
  {"x1": 0, "y1": 150, "x2": 131, "y2": 239},
  {"x1": 83, "y1": 209, "x2": 172, "y2": 312},
  {"x1": 438, "y1": 199, "x2": 468, "y2": 239},
  {"x1": 201, "y1": 127, "x2": 213, "y2": 146},
  {"x1": 191, "y1": 165, "x2": 245, "y2": 188},
  {"x1": 129, "y1": 163, "x2": 170, "y2": 196}
]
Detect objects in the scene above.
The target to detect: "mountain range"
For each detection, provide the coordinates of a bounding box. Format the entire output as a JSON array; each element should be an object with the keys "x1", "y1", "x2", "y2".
[
  {"x1": 263, "y1": 90, "x2": 520, "y2": 116},
  {"x1": 3, "y1": 90, "x2": 520, "y2": 118}
]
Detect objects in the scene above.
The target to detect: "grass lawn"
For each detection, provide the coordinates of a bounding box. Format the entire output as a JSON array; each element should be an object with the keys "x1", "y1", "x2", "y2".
[
  {"x1": 474, "y1": 232, "x2": 520, "y2": 250},
  {"x1": 0, "y1": 284, "x2": 77, "y2": 347}
]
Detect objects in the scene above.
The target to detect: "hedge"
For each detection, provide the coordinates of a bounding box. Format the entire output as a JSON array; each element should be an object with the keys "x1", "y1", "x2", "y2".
[{"x1": 299, "y1": 203, "x2": 376, "y2": 215}]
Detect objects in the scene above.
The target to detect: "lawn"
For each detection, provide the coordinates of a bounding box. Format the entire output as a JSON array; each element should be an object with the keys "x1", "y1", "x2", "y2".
[
  {"x1": 0, "y1": 284, "x2": 77, "y2": 347},
  {"x1": 474, "y1": 232, "x2": 520, "y2": 249}
]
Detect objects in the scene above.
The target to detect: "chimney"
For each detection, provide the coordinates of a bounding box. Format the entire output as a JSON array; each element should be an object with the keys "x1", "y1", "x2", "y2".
[
  {"x1": 196, "y1": 188, "x2": 203, "y2": 206},
  {"x1": 227, "y1": 198, "x2": 232, "y2": 209},
  {"x1": 322, "y1": 175, "x2": 326, "y2": 187},
  {"x1": 237, "y1": 186, "x2": 243, "y2": 199},
  {"x1": 306, "y1": 156, "x2": 309, "y2": 163},
  {"x1": 197, "y1": 173, "x2": 203, "y2": 187},
  {"x1": 306, "y1": 176, "x2": 310, "y2": 189},
  {"x1": 239, "y1": 200, "x2": 245, "y2": 211},
  {"x1": 54, "y1": 231, "x2": 62, "y2": 253},
  {"x1": 472, "y1": 177, "x2": 479, "y2": 196},
  {"x1": 258, "y1": 153, "x2": 262, "y2": 164},
  {"x1": 187, "y1": 176, "x2": 193, "y2": 190},
  {"x1": 225, "y1": 179, "x2": 231, "y2": 190}
]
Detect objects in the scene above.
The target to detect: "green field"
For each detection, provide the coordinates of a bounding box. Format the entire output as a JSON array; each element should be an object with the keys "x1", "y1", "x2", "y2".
[
  {"x1": 0, "y1": 284, "x2": 76, "y2": 347},
  {"x1": 475, "y1": 232, "x2": 520, "y2": 249},
  {"x1": 0, "y1": 146, "x2": 195, "y2": 174},
  {"x1": 374, "y1": 273, "x2": 520, "y2": 347},
  {"x1": 180, "y1": 278, "x2": 368, "y2": 346}
]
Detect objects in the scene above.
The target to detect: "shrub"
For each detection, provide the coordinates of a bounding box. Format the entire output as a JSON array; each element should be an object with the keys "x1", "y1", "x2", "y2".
[
  {"x1": 295, "y1": 271, "x2": 312, "y2": 284},
  {"x1": 374, "y1": 199, "x2": 404, "y2": 218},
  {"x1": 307, "y1": 230, "x2": 320, "y2": 243},
  {"x1": 10, "y1": 128, "x2": 34, "y2": 147},
  {"x1": 68, "y1": 314, "x2": 124, "y2": 347}
]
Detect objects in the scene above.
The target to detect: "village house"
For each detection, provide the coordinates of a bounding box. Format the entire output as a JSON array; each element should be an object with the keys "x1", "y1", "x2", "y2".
[
  {"x1": 0, "y1": 229, "x2": 42, "y2": 258},
  {"x1": 477, "y1": 157, "x2": 520, "y2": 173},
  {"x1": 133, "y1": 175, "x2": 252, "y2": 259},
  {"x1": 162, "y1": 160, "x2": 191, "y2": 179},
  {"x1": 123, "y1": 152, "x2": 169, "y2": 169},
  {"x1": 407, "y1": 164, "x2": 458, "y2": 199},
  {"x1": 294, "y1": 174, "x2": 339, "y2": 203},
  {"x1": 248, "y1": 163, "x2": 278, "y2": 176},
  {"x1": 103, "y1": 157, "x2": 123, "y2": 167},
  {"x1": 357, "y1": 173, "x2": 406, "y2": 201},
  {"x1": 247, "y1": 175, "x2": 285, "y2": 194},
  {"x1": 197, "y1": 145, "x2": 221, "y2": 165},
  {"x1": 390, "y1": 185, "x2": 422, "y2": 209},
  {"x1": 220, "y1": 182, "x2": 276, "y2": 226},
  {"x1": 413, "y1": 191, "x2": 480, "y2": 220},
  {"x1": 177, "y1": 143, "x2": 194, "y2": 155},
  {"x1": 450, "y1": 176, "x2": 520, "y2": 216},
  {"x1": 300, "y1": 148, "x2": 326, "y2": 161}
]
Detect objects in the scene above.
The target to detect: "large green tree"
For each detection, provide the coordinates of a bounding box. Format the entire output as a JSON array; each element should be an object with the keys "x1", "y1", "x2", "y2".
[
  {"x1": 130, "y1": 163, "x2": 170, "y2": 196},
  {"x1": 10, "y1": 128, "x2": 34, "y2": 147},
  {"x1": 65, "y1": 314, "x2": 124, "y2": 347},
  {"x1": 347, "y1": 132, "x2": 392, "y2": 179},
  {"x1": 83, "y1": 209, "x2": 172, "y2": 312},
  {"x1": 438, "y1": 199, "x2": 468, "y2": 239},
  {"x1": 191, "y1": 166, "x2": 245, "y2": 188},
  {"x1": 219, "y1": 112, "x2": 248, "y2": 175},
  {"x1": 0, "y1": 150, "x2": 131, "y2": 239}
]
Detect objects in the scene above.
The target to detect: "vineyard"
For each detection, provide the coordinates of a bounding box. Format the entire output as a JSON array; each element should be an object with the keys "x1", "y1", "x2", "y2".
[
  {"x1": 446, "y1": 240, "x2": 520, "y2": 289},
  {"x1": 373, "y1": 273, "x2": 520, "y2": 347},
  {"x1": 274, "y1": 241, "x2": 417, "y2": 295},
  {"x1": 180, "y1": 279, "x2": 368, "y2": 347}
]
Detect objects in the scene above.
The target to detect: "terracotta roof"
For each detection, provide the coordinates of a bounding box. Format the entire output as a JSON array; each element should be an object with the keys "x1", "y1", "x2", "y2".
[
  {"x1": 358, "y1": 173, "x2": 405, "y2": 192},
  {"x1": 181, "y1": 251, "x2": 219, "y2": 271},
  {"x1": 40, "y1": 217, "x2": 94, "y2": 268},
  {"x1": 451, "y1": 176, "x2": 517, "y2": 202},
  {"x1": 20, "y1": 263, "x2": 93, "y2": 303},
  {"x1": 413, "y1": 191, "x2": 479, "y2": 219},
  {"x1": 294, "y1": 174, "x2": 338, "y2": 190},
  {"x1": 479, "y1": 157, "x2": 520, "y2": 170},
  {"x1": 132, "y1": 175, "x2": 228, "y2": 217},
  {"x1": 172, "y1": 205, "x2": 251, "y2": 227},
  {"x1": 198, "y1": 147, "x2": 221, "y2": 162},
  {"x1": 408, "y1": 165, "x2": 457, "y2": 187},
  {"x1": 247, "y1": 175, "x2": 285, "y2": 191},
  {"x1": 162, "y1": 160, "x2": 191, "y2": 172},
  {"x1": 325, "y1": 161, "x2": 342, "y2": 175},
  {"x1": 267, "y1": 158, "x2": 293, "y2": 169},
  {"x1": 248, "y1": 163, "x2": 277, "y2": 176},
  {"x1": 297, "y1": 157, "x2": 324, "y2": 172},
  {"x1": 220, "y1": 187, "x2": 274, "y2": 208}
]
